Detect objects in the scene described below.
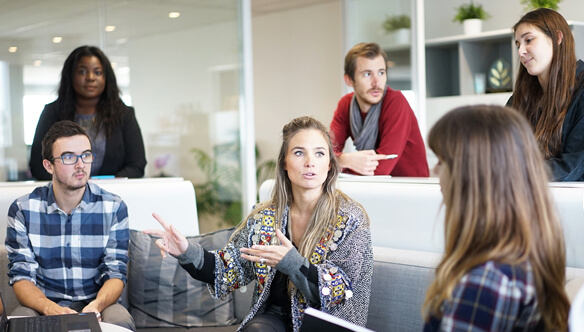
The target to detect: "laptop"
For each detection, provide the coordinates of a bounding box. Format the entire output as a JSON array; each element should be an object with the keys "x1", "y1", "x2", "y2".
[
  {"x1": 300, "y1": 307, "x2": 375, "y2": 332},
  {"x1": 0, "y1": 291, "x2": 101, "y2": 332}
]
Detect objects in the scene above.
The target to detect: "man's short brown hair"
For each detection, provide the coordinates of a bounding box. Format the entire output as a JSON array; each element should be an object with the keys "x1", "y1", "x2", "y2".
[
  {"x1": 344, "y1": 42, "x2": 388, "y2": 81},
  {"x1": 41, "y1": 120, "x2": 90, "y2": 162}
]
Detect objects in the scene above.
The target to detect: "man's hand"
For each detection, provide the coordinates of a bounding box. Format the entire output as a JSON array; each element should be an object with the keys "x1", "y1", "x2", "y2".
[
  {"x1": 13, "y1": 280, "x2": 77, "y2": 316},
  {"x1": 43, "y1": 303, "x2": 78, "y2": 316},
  {"x1": 82, "y1": 300, "x2": 102, "y2": 321},
  {"x1": 339, "y1": 150, "x2": 392, "y2": 175}
]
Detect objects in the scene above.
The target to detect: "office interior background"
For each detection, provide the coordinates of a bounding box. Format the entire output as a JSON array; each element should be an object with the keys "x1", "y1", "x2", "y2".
[{"x1": 1, "y1": 0, "x2": 584, "y2": 228}]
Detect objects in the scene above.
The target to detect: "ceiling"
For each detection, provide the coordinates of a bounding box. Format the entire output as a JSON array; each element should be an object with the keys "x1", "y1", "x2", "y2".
[{"x1": 0, "y1": 0, "x2": 336, "y2": 68}]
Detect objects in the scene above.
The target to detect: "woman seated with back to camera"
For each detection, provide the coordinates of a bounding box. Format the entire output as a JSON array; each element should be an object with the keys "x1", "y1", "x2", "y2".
[
  {"x1": 145, "y1": 116, "x2": 373, "y2": 332},
  {"x1": 423, "y1": 105, "x2": 570, "y2": 331},
  {"x1": 29, "y1": 45, "x2": 146, "y2": 180}
]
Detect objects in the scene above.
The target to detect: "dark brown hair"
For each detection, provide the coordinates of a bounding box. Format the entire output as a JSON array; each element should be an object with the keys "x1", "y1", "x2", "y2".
[
  {"x1": 424, "y1": 105, "x2": 569, "y2": 330},
  {"x1": 511, "y1": 8, "x2": 577, "y2": 158},
  {"x1": 41, "y1": 120, "x2": 90, "y2": 162}
]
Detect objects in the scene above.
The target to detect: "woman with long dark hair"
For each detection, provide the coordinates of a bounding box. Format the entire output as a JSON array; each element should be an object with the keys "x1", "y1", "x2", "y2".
[
  {"x1": 29, "y1": 45, "x2": 146, "y2": 180},
  {"x1": 424, "y1": 105, "x2": 570, "y2": 331},
  {"x1": 509, "y1": 8, "x2": 584, "y2": 181},
  {"x1": 145, "y1": 116, "x2": 373, "y2": 332}
]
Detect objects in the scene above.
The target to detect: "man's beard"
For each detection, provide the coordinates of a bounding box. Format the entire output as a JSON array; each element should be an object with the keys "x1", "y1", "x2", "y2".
[{"x1": 56, "y1": 171, "x2": 88, "y2": 191}]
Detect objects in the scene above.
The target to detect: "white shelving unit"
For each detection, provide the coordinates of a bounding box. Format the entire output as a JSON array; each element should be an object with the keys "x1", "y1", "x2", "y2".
[{"x1": 425, "y1": 28, "x2": 517, "y2": 98}]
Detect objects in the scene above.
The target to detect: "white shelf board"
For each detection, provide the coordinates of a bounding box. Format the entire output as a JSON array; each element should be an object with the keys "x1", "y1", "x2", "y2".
[{"x1": 426, "y1": 28, "x2": 513, "y2": 47}]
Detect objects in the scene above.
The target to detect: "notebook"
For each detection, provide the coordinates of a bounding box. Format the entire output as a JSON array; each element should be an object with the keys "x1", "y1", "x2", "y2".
[
  {"x1": 300, "y1": 307, "x2": 375, "y2": 332},
  {"x1": 0, "y1": 291, "x2": 102, "y2": 332}
]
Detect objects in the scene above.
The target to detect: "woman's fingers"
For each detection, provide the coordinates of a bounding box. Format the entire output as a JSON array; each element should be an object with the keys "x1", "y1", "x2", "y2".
[
  {"x1": 275, "y1": 229, "x2": 293, "y2": 248},
  {"x1": 143, "y1": 228, "x2": 164, "y2": 237},
  {"x1": 152, "y1": 212, "x2": 171, "y2": 231}
]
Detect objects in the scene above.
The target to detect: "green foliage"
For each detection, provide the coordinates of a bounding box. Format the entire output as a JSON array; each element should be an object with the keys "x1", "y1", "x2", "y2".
[
  {"x1": 382, "y1": 14, "x2": 411, "y2": 33},
  {"x1": 453, "y1": 1, "x2": 491, "y2": 23},
  {"x1": 520, "y1": 0, "x2": 561, "y2": 11},
  {"x1": 191, "y1": 143, "x2": 276, "y2": 227},
  {"x1": 192, "y1": 143, "x2": 242, "y2": 227}
]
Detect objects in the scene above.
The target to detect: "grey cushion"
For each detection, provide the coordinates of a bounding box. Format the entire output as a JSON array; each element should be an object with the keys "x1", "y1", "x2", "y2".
[
  {"x1": 0, "y1": 246, "x2": 19, "y2": 314},
  {"x1": 366, "y1": 247, "x2": 440, "y2": 332},
  {"x1": 128, "y1": 228, "x2": 237, "y2": 328}
]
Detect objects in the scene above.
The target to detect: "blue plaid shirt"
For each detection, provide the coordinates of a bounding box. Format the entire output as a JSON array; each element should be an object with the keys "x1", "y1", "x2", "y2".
[
  {"x1": 6, "y1": 182, "x2": 129, "y2": 304},
  {"x1": 424, "y1": 261, "x2": 543, "y2": 332}
]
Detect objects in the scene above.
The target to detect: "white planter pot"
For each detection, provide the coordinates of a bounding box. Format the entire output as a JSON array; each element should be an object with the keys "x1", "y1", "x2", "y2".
[
  {"x1": 392, "y1": 28, "x2": 410, "y2": 45},
  {"x1": 463, "y1": 19, "x2": 482, "y2": 35}
]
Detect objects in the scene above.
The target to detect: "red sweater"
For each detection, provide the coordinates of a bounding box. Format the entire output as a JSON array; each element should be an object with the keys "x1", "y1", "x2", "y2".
[{"x1": 330, "y1": 87, "x2": 429, "y2": 177}]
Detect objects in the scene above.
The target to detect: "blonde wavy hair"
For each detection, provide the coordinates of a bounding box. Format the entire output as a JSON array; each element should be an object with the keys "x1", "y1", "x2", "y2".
[
  {"x1": 424, "y1": 105, "x2": 569, "y2": 330},
  {"x1": 241, "y1": 116, "x2": 355, "y2": 258}
]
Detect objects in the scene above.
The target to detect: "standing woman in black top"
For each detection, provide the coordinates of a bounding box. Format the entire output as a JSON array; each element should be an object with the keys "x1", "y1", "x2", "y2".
[
  {"x1": 29, "y1": 45, "x2": 146, "y2": 180},
  {"x1": 509, "y1": 8, "x2": 584, "y2": 181}
]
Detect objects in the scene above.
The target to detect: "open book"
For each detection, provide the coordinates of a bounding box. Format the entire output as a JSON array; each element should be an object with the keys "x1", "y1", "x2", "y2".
[{"x1": 300, "y1": 307, "x2": 374, "y2": 332}]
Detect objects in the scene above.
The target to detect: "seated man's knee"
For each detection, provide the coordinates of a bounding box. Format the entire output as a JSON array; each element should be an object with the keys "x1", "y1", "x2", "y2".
[
  {"x1": 10, "y1": 306, "x2": 40, "y2": 317},
  {"x1": 101, "y1": 303, "x2": 135, "y2": 331}
]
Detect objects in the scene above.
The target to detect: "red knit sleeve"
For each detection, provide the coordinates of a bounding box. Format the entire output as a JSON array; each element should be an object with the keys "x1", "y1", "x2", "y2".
[
  {"x1": 374, "y1": 90, "x2": 417, "y2": 175},
  {"x1": 330, "y1": 93, "x2": 353, "y2": 156}
]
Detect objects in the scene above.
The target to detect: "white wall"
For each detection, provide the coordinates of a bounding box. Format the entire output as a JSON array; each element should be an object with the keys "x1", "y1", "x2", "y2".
[
  {"x1": 252, "y1": 1, "x2": 344, "y2": 164},
  {"x1": 425, "y1": 0, "x2": 584, "y2": 40}
]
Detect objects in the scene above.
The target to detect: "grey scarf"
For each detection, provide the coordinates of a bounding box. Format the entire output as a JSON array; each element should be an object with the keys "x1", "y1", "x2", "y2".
[{"x1": 350, "y1": 90, "x2": 384, "y2": 151}]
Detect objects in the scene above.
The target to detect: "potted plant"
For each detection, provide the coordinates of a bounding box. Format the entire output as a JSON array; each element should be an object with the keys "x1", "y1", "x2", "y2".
[
  {"x1": 191, "y1": 143, "x2": 275, "y2": 231},
  {"x1": 453, "y1": 1, "x2": 491, "y2": 35},
  {"x1": 520, "y1": 0, "x2": 561, "y2": 11},
  {"x1": 383, "y1": 14, "x2": 411, "y2": 44}
]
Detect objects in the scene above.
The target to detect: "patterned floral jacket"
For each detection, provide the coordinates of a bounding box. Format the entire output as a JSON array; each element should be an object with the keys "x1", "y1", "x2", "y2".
[{"x1": 208, "y1": 194, "x2": 373, "y2": 332}]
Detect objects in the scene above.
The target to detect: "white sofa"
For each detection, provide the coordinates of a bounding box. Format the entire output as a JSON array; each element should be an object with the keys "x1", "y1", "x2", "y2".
[
  {"x1": 260, "y1": 177, "x2": 584, "y2": 269},
  {"x1": 0, "y1": 177, "x2": 200, "y2": 240},
  {"x1": 259, "y1": 177, "x2": 584, "y2": 329},
  {"x1": 1, "y1": 177, "x2": 582, "y2": 331}
]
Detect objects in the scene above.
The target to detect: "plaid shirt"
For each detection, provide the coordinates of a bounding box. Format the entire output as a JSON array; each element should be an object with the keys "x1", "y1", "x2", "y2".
[
  {"x1": 6, "y1": 182, "x2": 129, "y2": 304},
  {"x1": 424, "y1": 261, "x2": 543, "y2": 332}
]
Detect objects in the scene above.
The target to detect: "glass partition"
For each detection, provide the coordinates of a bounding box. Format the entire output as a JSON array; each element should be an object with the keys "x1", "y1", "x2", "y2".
[
  {"x1": 345, "y1": 0, "x2": 413, "y2": 91},
  {"x1": 343, "y1": 0, "x2": 424, "y2": 123},
  {"x1": 0, "y1": 0, "x2": 248, "y2": 232}
]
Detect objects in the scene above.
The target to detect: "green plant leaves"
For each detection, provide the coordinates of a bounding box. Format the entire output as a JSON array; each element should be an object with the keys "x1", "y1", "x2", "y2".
[
  {"x1": 520, "y1": 0, "x2": 561, "y2": 11},
  {"x1": 453, "y1": 2, "x2": 491, "y2": 23},
  {"x1": 383, "y1": 15, "x2": 411, "y2": 33}
]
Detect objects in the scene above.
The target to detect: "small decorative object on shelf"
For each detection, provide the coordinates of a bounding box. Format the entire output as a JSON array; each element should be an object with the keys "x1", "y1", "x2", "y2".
[
  {"x1": 521, "y1": 0, "x2": 561, "y2": 11},
  {"x1": 474, "y1": 73, "x2": 487, "y2": 94},
  {"x1": 487, "y1": 58, "x2": 513, "y2": 92},
  {"x1": 453, "y1": 1, "x2": 491, "y2": 35},
  {"x1": 382, "y1": 14, "x2": 411, "y2": 44}
]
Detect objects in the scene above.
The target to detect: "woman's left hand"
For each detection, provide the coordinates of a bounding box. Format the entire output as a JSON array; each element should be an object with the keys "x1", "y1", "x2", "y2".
[{"x1": 240, "y1": 229, "x2": 293, "y2": 267}]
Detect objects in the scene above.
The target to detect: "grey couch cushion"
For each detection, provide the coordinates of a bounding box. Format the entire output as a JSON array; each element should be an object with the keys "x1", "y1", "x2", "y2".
[
  {"x1": 366, "y1": 247, "x2": 440, "y2": 332},
  {"x1": 128, "y1": 228, "x2": 237, "y2": 329},
  {"x1": 0, "y1": 246, "x2": 18, "y2": 314}
]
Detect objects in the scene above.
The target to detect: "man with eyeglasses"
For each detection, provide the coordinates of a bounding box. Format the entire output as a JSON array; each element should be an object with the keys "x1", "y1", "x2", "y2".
[{"x1": 5, "y1": 120, "x2": 135, "y2": 330}]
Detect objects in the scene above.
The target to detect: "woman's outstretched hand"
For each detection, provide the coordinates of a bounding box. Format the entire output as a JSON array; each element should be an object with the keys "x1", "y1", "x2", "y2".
[
  {"x1": 240, "y1": 229, "x2": 293, "y2": 267},
  {"x1": 143, "y1": 212, "x2": 189, "y2": 258}
]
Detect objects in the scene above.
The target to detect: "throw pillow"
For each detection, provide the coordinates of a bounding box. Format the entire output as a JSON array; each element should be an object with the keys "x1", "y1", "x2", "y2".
[{"x1": 128, "y1": 227, "x2": 236, "y2": 328}]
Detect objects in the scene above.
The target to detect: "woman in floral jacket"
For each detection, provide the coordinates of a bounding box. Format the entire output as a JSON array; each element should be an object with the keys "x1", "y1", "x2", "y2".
[{"x1": 146, "y1": 116, "x2": 373, "y2": 332}]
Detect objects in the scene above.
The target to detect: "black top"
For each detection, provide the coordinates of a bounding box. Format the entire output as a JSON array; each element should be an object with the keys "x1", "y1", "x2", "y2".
[
  {"x1": 507, "y1": 59, "x2": 584, "y2": 181},
  {"x1": 29, "y1": 101, "x2": 147, "y2": 180}
]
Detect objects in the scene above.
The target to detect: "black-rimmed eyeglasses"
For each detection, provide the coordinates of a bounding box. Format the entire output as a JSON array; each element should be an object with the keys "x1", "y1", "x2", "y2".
[{"x1": 51, "y1": 152, "x2": 95, "y2": 165}]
